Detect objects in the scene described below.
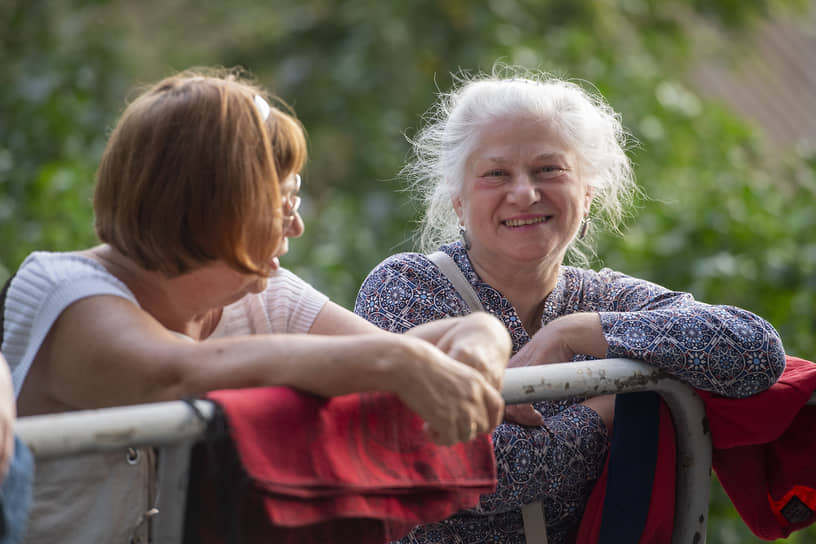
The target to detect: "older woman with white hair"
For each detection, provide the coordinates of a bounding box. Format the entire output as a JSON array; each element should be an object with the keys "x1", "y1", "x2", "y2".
[{"x1": 354, "y1": 67, "x2": 786, "y2": 543}]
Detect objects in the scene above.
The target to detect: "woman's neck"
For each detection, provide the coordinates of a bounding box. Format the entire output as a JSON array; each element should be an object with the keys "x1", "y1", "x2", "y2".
[
  {"x1": 466, "y1": 249, "x2": 561, "y2": 335},
  {"x1": 81, "y1": 245, "x2": 220, "y2": 340}
]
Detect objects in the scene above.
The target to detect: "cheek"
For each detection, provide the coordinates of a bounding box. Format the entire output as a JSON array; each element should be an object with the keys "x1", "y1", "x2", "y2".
[
  {"x1": 277, "y1": 237, "x2": 290, "y2": 256},
  {"x1": 460, "y1": 189, "x2": 498, "y2": 224}
]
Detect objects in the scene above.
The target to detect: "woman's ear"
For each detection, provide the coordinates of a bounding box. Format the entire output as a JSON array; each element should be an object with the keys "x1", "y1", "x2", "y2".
[
  {"x1": 584, "y1": 185, "x2": 594, "y2": 213},
  {"x1": 452, "y1": 195, "x2": 464, "y2": 224}
]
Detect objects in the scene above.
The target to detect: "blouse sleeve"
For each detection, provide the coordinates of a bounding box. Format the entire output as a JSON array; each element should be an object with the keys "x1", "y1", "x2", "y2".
[
  {"x1": 594, "y1": 268, "x2": 785, "y2": 398},
  {"x1": 354, "y1": 253, "x2": 468, "y2": 332}
]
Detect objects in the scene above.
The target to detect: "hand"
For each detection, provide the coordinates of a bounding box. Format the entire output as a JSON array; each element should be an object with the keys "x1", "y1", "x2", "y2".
[
  {"x1": 432, "y1": 313, "x2": 512, "y2": 390},
  {"x1": 396, "y1": 338, "x2": 505, "y2": 446},
  {"x1": 503, "y1": 395, "x2": 616, "y2": 433},
  {"x1": 504, "y1": 314, "x2": 608, "y2": 427},
  {"x1": 0, "y1": 354, "x2": 15, "y2": 481},
  {"x1": 503, "y1": 403, "x2": 545, "y2": 426},
  {"x1": 509, "y1": 312, "x2": 608, "y2": 368}
]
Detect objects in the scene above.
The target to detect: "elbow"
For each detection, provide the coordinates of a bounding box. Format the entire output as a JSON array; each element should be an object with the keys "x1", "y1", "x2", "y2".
[
  {"x1": 706, "y1": 312, "x2": 786, "y2": 398},
  {"x1": 757, "y1": 317, "x2": 786, "y2": 387},
  {"x1": 733, "y1": 322, "x2": 786, "y2": 398},
  {"x1": 766, "y1": 332, "x2": 786, "y2": 385},
  {"x1": 140, "y1": 355, "x2": 193, "y2": 403}
]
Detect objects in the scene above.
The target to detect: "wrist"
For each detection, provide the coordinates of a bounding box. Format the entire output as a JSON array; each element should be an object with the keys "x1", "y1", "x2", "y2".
[
  {"x1": 375, "y1": 334, "x2": 427, "y2": 394},
  {"x1": 550, "y1": 312, "x2": 608, "y2": 359}
]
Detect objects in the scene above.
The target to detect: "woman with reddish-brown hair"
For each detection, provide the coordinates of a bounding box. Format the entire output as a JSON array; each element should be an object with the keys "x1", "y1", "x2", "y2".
[{"x1": 1, "y1": 68, "x2": 511, "y2": 543}]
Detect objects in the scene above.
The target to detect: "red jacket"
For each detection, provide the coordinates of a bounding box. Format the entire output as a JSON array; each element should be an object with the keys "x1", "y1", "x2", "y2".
[{"x1": 577, "y1": 355, "x2": 816, "y2": 543}]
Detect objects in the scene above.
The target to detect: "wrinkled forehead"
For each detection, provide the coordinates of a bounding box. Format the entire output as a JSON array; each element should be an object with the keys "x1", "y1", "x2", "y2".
[{"x1": 467, "y1": 115, "x2": 573, "y2": 162}]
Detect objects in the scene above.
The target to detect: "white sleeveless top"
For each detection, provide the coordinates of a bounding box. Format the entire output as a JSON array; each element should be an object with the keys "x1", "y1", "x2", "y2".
[{"x1": 3, "y1": 252, "x2": 329, "y2": 543}]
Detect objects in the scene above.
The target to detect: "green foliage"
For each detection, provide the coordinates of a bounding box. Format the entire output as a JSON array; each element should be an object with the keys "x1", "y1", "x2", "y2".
[
  {"x1": 3, "y1": 0, "x2": 815, "y2": 540},
  {"x1": 0, "y1": 0, "x2": 128, "y2": 278}
]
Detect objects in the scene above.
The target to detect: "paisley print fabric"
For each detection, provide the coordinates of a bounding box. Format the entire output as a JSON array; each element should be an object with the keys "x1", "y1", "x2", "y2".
[{"x1": 354, "y1": 242, "x2": 785, "y2": 543}]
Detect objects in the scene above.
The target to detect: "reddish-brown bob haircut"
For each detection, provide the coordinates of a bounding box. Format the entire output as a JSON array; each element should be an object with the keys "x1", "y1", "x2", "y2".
[{"x1": 94, "y1": 68, "x2": 307, "y2": 277}]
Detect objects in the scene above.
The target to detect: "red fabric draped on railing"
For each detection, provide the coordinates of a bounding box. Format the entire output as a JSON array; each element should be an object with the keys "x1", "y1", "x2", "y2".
[{"x1": 184, "y1": 387, "x2": 497, "y2": 544}]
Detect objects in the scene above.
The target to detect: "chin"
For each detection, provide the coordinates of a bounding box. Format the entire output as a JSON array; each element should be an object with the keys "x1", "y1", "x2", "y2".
[
  {"x1": 277, "y1": 239, "x2": 290, "y2": 257},
  {"x1": 247, "y1": 277, "x2": 268, "y2": 295},
  {"x1": 511, "y1": 248, "x2": 563, "y2": 265}
]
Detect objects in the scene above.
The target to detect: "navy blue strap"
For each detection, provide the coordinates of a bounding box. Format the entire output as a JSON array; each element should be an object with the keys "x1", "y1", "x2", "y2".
[{"x1": 598, "y1": 391, "x2": 661, "y2": 543}]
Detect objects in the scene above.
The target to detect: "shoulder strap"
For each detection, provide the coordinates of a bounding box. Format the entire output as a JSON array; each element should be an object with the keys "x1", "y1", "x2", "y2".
[
  {"x1": 427, "y1": 251, "x2": 548, "y2": 544},
  {"x1": 427, "y1": 251, "x2": 485, "y2": 313}
]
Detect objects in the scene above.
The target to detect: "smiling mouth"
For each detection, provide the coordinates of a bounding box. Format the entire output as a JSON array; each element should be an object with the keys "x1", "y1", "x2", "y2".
[{"x1": 503, "y1": 216, "x2": 551, "y2": 227}]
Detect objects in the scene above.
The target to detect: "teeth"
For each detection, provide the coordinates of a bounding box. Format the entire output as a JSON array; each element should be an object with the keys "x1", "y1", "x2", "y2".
[{"x1": 504, "y1": 217, "x2": 547, "y2": 227}]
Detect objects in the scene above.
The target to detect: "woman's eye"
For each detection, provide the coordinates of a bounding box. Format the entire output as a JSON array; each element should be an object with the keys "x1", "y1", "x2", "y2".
[
  {"x1": 537, "y1": 166, "x2": 565, "y2": 177},
  {"x1": 483, "y1": 169, "x2": 508, "y2": 177}
]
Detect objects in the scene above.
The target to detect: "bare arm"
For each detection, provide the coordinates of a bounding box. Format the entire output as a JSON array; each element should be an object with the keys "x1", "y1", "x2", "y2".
[
  {"x1": 311, "y1": 302, "x2": 511, "y2": 390},
  {"x1": 20, "y1": 295, "x2": 505, "y2": 445}
]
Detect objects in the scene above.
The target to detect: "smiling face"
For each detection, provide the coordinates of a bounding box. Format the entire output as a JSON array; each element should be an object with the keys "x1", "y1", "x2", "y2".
[{"x1": 453, "y1": 114, "x2": 592, "y2": 270}]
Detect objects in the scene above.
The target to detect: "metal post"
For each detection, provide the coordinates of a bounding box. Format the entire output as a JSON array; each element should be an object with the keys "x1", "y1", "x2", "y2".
[{"x1": 154, "y1": 442, "x2": 196, "y2": 542}]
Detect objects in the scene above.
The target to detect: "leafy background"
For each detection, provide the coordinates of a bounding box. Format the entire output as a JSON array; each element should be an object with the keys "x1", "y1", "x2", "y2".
[{"x1": 2, "y1": 0, "x2": 814, "y2": 541}]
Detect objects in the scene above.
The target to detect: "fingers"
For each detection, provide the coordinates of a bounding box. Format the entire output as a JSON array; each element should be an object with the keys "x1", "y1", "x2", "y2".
[
  {"x1": 484, "y1": 380, "x2": 505, "y2": 429},
  {"x1": 435, "y1": 316, "x2": 510, "y2": 391},
  {"x1": 426, "y1": 418, "x2": 480, "y2": 446},
  {"x1": 504, "y1": 403, "x2": 545, "y2": 427},
  {"x1": 441, "y1": 341, "x2": 505, "y2": 390},
  {"x1": 457, "y1": 419, "x2": 479, "y2": 442},
  {"x1": 402, "y1": 340, "x2": 506, "y2": 446},
  {"x1": 418, "y1": 375, "x2": 503, "y2": 446}
]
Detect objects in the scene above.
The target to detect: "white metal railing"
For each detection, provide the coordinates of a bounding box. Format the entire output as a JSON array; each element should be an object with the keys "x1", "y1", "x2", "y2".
[
  {"x1": 505, "y1": 359, "x2": 712, "y2": 544},
  {"x1": 16, "y1": 399, "x2": 215, "y2": 542},
  {"x1": 14, "y1": 359, "x2": 739, "y2": 543}
]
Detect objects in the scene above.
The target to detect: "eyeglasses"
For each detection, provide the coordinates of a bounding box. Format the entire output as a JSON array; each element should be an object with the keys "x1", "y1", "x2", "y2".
[{"x1": 281, "y1": 174, "x2": 302, "y2": 231}]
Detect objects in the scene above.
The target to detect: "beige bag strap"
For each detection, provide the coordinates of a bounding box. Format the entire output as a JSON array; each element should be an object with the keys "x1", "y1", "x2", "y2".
[
  {"x1": 427, "y1": 251, "x2": 485, "y2": 312},
  {"x1": 427, "y1": 251, "x2": 548, "y2": 544},
  {"x1": 521, "y1": 502, "x2": 549, "y2": 544}
]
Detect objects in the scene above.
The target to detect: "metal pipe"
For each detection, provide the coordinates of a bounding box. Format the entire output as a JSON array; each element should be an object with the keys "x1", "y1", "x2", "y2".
[
  {"x1": 16, "y1": 399, "x2": 215, "y2": 460},
  {"x1": 503, "y1": 360, "x2": 711, "y2": 544},
  {"x1": 15, "y1": 360, "x2": 712, "y2": 544}
]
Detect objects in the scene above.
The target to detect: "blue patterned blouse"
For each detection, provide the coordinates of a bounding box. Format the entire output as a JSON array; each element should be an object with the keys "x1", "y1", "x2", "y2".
[{"x1": 354, "y1": 242, "x2": 785, "y2": 544}]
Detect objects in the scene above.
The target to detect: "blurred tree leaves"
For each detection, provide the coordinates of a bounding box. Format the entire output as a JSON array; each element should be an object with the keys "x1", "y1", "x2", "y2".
[
  {"x1": 0, "y1": 0, "x2": 129, "y2": 277},
  {"x1": 2, "y1": 0, "x2": 815, "y2": 541}
]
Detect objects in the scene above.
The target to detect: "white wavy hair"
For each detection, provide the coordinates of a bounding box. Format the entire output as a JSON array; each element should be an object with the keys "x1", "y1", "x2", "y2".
[{"x1": 404, "y1": 66, "x2": 639, "y2": 265}]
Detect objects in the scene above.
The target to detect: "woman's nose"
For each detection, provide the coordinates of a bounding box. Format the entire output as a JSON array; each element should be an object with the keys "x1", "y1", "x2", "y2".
[
  {"x1": 507, "y1": 175, "x2": 539, "y2": 204},
  {"x1": 284, "y1": 211, "x2": 304, "y2": 238}
]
